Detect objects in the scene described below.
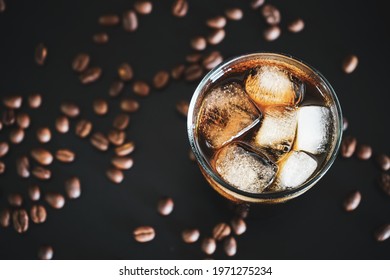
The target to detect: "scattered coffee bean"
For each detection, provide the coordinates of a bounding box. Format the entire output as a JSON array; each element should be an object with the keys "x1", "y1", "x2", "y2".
[
  {"x1": 263, "y1": 25, "x2": 281, "y2": 41},
  {"x1": 0, "y1": 141, "x2": 9, "y2": 157},
  {"x1": 90, "y1": 132, "x2": 109, "y2": 151},
  {"x1": 32, "y1": 166, "x2": 51, "y2": 180},
  {"x1": 56, "y1": 149, "x2": 75, "y2": 163},
  {"x1": 109, "y1": 80, "x2": 125, "y2": 97},
  {"x1": 288, "y1": 18, "x2": 305, "y2": 33},
  {"x1": 342, "y1": 54, "x2": 358, "y2": 74},
  {"x1": 171, "y1": 64, "x2": 185, "y2": 80},
  {"x1": 111, "y1": 156, "x2": 133, "y2": 170},
  {"x1": 123, "y1": 10, "x2": 138, "y2": 32},
  {"x1": 120, "y1": 98, "x2": 139, "y2": 113},
  {"x1": 0, "y1": 209, "x2": 10, "y2": 228},
  {"x1": 231, "y1": 217, "x2": 246, "y2": 235},
  {"x1": 153, "y1": 70, "x2": 170, "y2": 89},
  {"x1": 157, "y1": 197, "x2": 174, "y2": 216},
  {"x1": 108, "y1": 129, "x2": 126, "y2": 146},
  {"x1": 376, "y1": 154, "x2": 390, "y2": 171},
  {"x1": 113, "y1": 113, "x2": 130, "y2": 130},
  {"x1": 132, "y1": 81, "x2": 150, "y2": 97},
  {"x1": 31, "y1": 148, "x2": 53, "y2": 166},
  {"x1": 212, "y1": 222, "x2": 231, "y2": 241},
  {"x1": 0, "y1": 0, "x2": 5, "y2": 13},
  {"x1": 250, "y1": 0, "x2": 265, "y2": 10},
  {"x1": 184, "y1": 64, "x2": 203, "y2": 82},
  {"x1": 207, "y1": 29, "x2": 225, "y2": 45},
  {"x1": 38, "y1": 245, "x2": 54, "y2": 260},
  {"x1": 106, "y1": 167, "x2": 124, "y2": 184},
  {"x1": 30, "y1": 205, "x2": 47, "y2": 224},
  {"x1": 343, "y1": 190, "x2": 361, "y2": 212},
  {"x1": 201, "y1": 237, "x2": 216, "y2": 255},
  {"x1": 75, "y1": 119, "x2": 93, "y2": 138},
  {"x1": 341, "y1": 136, "x2": 357, "y2": 158},
  {"x1": 206, "y1": 16, "x2": 226, "y2": 29},
  {"x1": 35, "y1": 43, "x2": 48, "y2": 66},
  {"x1": 65, "y1": 177, "x2": 81, "y2": 199},
  {"x1": 9, "y1": 127, "x2": 25, "y2": 144},
  {"x1": 0, "y1": 161, "x2": 5, "y2": 174},
  {"x1": 223, "y1": 236, "x2": 237, "y2": 256},
  {"x1": 186, "y1": 53, "x2": 202, "y2": 63},
  {"x1": 202, "y1": 51, "x2": 223, "y2": 70},
  {"x1": 28, "y1": 93, "x2": 42, "y2": 108},
  {"x1": 3, "y1": 95, "x2": 22, "y2": 109},
  {"x1": 342, "y1": 117, "x2": 348, "y2": 131},
  {"x1": 61, "y1": 102, "x2": 80, "y2": 118},
  {"x1": 45, "y1": 193, "x2": 65, "y2": 209},
  {"x1": 190, "y1": 36, "x2": 207, "y2": 51},
  {"x1": 133, "y1": 226, "x2": 155, "y2": 242},
  {"x1": 16, "y1": 113, "x2": 30, "y2": 130},
  {"x1": 115, "y1": 141, "x2": 135, "y2": 156},
  {"x1": 261, "y1": 4, "x2": 281, "y2": 25},
  {"x1": 98, "y1": 14, "x2": 120, "y2": 26},
  {"x1": 225, "y1": 8, "x2": 243, "y2": 21},
  {"x1": 80, "y1": 67, "x2": 102, "y2": 84},
  {"x1": 93, "y1": 98, "x2": 108, "y2": 115},
  {"x1": 2, "y1": 109, "x2": 15, "y2": 126},
  {"x1": 134, "y1": 0, "x2": 152, "y2": 15},
  {"x1": 234, "y1": 203, "x2": 250, "y2": 219},
  {"x1": 37, "y1": 127, "x2": 51, "y2": 143},
  {"x1": 188, "y1": 149, "x2": 196, "y2": 161},
  {"x1": 56, "y1": 115, "x2": 70, "y2": 133},
  {"x1": 172, "y1": 0, "x2": 188, "y2": 17},
  {"x1": 16, "y1": 156, "x2": 30, "y2": 178},
  {"x1": 374, "y1": 224, "x2": 390, "y2": 242},
  {"x1": 176, "y1": 100, "x2": 189, "y2": 117},
  {"x1": 356, "y1": 144, "x2": 372, "y2": 160},
  {"x1": 28, "y1": 185, "x2": 40, "y2": 201},
  {"x1": 118, "y1": 63, "x2": 133, "y2": 82},
  {"x1": 93, "y1": 32, "x2": 109, "y2": 44},
  {"x1": 378, "y1": 173, "x2": 390, "y2": 196},
  {"x1": 8, "y1": 193, "x2": 23, "y2": 207},
  {"x1": 13, "y1": 209, "x2": 29, "y2": 233},
  {"x1": 72, "y1": 53, "x2": 90, "y2": 73},
  {"x1": 182, "y1": 229, "x2": 200, "y2": 243}
]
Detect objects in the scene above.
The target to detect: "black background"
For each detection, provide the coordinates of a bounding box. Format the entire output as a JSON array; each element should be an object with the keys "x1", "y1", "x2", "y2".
[{"x1": 0, "y1": 0, "x2": 389, "y2": 259}]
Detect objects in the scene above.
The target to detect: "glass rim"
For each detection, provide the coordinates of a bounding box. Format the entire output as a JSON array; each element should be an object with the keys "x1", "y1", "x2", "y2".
[{"x1": 187, "y1": 52, "x2": 343, "y2": 201}]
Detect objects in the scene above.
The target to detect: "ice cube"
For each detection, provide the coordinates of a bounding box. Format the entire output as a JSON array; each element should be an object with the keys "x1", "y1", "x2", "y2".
[
  {"x1": 253, "y1": 106, "x2": 297, "y2": 161},
  {"x1": 214, "y1": 142, "x2": 278, "y2": 193},
  {"x1": 295, "y1": 106, "x2": 331, "y2": 154},
  {"x1": 199, "y1": 82, "x2": 260, "y2": 149},
  {"x1": 245, "y1": 65, "x2": 304, "y2": 107}
]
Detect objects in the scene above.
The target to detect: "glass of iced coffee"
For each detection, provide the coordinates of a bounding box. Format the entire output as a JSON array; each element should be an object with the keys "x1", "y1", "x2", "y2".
[{"x1": 187, "y1": 53, "x2": 343, "y2": 203}]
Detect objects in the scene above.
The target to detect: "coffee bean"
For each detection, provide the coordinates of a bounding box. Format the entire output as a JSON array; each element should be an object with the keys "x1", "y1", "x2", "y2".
[
  {"x1": 250, "y1": 0, "x2": 265, "y2": 10},
  {"x1": 90, "y1": 132, "x2": 109, "y2": 151},
  {"x1": 36, "y1": 127, "x2": 51, "y2": 143},
  {"x1": 0, "y1": 209, "x2": 10, "y2": 228},
  {"x1": 171, "y1": 64, "x2": 185, "y2": 80},
  {"x1": 201, "y1": 237, "x2": 216, "y2": 255},
  {"x1": 225, "y1": 8, "x2": 243, "y2": 20},
  {"x1": 65, "y1": 177, "x2": 81, "y2": 199},
  {"x1": 212, "y1": 222, "x2": 231, "y2": 241},
  {"x1": 56, "y1": 149, "x2": 75, "y2": 163},
  {"x1": 38, "y1": 245, "x2": 54, "y2": 260},
  {"x1": 111, "y1": 156, "x2": 133, "y2": 170},
  {"x1": 176, "y1": 100, "x2": 189, "y2": 117},
  {"x1": 378, "y1": 173, "x2": 390, "y2": 196},
  {"x1": 342, "y1": 117, "x2": 348, "y2": 131},
  {"x1": 61, "y1": 102, "x2": 80, "y2": 118},
  {"x1": 134, "y1": 0, "x2": 153, "y2": 15},
  {"x1": 153, "y1": 70, "x2": 170, "y2": 89},
  {"x1": 263, "y1": 25, "x2": 281, "y2": 41},
  {"x1": 190, "y1": 36, "x2": 207, "y2": 51},
  {"x1": 343, "y1": 190, "x2": 361, "y2": 212},
  {"x1": 16, "y1": 156, "x2": 30, "y2": 178},
  {"x1": 75, "y1": 119, "x2": 93, "y2": 138},
  {"x1": 342, "y1": 54, "x2": 358, "y2": 74},
  {"x1": 109, "y1": 80, "x2": 125, "y2": 97},
  {"x1": 56, "y1": 115, "x2": 69, "y2": 133},
  {"x1": 16, "y1": 116, "x2": 29, "y2": 132},
  {"x1": 28, "y1": 185, "x2": 40, "y2": 201},
  {"x1": 202, "y1": 51, "x2": 223, "y2": 70},
  {"x1": 115, "y1": 141, "x2": 135, "y2": 156},
  {"x1": 123, "y1": 10, "x2": 138, "y2": 32},
  {"x1": 207, "y1": 29, "x2": 225, "y2": 45},
  {"x1": 98, "y1": 14, "x2": 120, "y2": 26},
  {"x1": 376, "y1": 154, "x2": 390, "y2": 171},
  {"x1": 261, "y1": 4, "x2": 281, "y2": 25},
  {"x1": 3, "y1": 95, "x2": 22, "y2": 109},
  {"x1": 120, "y1": 98, "x2": 139, "y2": 113},
  {"x1": 188, "y1": 149, "x2": 196, "y2": 161},
  {"x1": 172, "y1": 0, "x2": 188, "y2": 17},
  {"x1": 374, "y1": 224, "x2": 390, "y2": 242},
  {"x1": 32, "y1": 166, "x2": 51, "y2": 180},
  {"x1": 31, "y1": 148, "x2": 53, "y2": 166},
  {"x1": 133, "y1": 226, "x2": 155, "y2": 243},
  {"x1": 230, "y1": 217, "x2": 246, "y2": 235},
  {"x1": 106, "y1": 167, "x2": 124, "y2": 184},
  {"x1": 206, "y1": 16, "x2": 226, "y2": 29},
  {"x1": 72, "y1": 53, "x2": 90, "y2": 72},
  {"x1": 184, "y1": 64, "x2": 203, "y2": 82},
  {"x1": 93, "y1": 32, "x2": 109, "y2": 44},
  {"x1": 182, "y1": 229, "x2": 200, "y2": 243},
  {"x1": 0, "y1": 141, "x2": 9, "y2": 157},
  {"x1": 186, "y1": 53, "x2": 202, "y2": 63},
  {"x1": 0, "y1": 0, "x2": 5, "y2": 13},
  {"x1": 30, "y1": 205, "x2": 47, "y2": 224},
  {"x1": 35, "y1": 43, "x2": 48, "y2": 66},
  {"x1": 287, "y1": 18, "x2": 305, "y2": 33},
  {"x1": 118, "y1": 63, "x2": 133, "y2": 81},
  {"x1": 28, "y1": 93, "x2": 42, "y2": 108},
  {"x1": 234, "y1": 203, "x2": 250, "y2": 219},
  {"x1": 45, "y1": 193, "x2": 65, "y2": 209},
  {"x1": 341, "y1": 136, "x2": 357, "y2": 158},
  {"x1": 2, "y1": 109, "x2": 15, "y2": 126},
  {"x1": 223, "y1": 236, "x2": 237, "y2": 257},
  {"x1": 113, "y1": 113, "x2": 130, "y2": 130},
  {"x1": 133, "y1": 81, "x2": 150, "y2": 97},
  {"x1": 8, "y1": 193, "x2": 23, "y2": 207},
  {"x1": 13, "y1": 209, "x2": 29, "y2": 233},
  {"x1": 80, "y1": 67, "x2": 102, "y2": 84},
  {"x1": 157, "y1": 197, "x2": 174, "y2": 216},
  {"x1": 93, "y1": 98, "x2": 108, "y2": 115},
  {"x1": 108, "y1": 130, "x2": 126, "y2": 146},
  {"x1": 356, "y1": 144, "x2": 372, "y2": 160},
  {"x1": 9, "y1": 127, "x2": 24, "y2": 144},
  {"x1": 0, "y1": 161, "x2": 5, "y2": 174}
]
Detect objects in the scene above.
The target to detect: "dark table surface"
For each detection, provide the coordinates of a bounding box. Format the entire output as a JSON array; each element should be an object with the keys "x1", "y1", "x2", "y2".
[{"x1": 0, "y1": 0, "x2": 389, "y2": 260}]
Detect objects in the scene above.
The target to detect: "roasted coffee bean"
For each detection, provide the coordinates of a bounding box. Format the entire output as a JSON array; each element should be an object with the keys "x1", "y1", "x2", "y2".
[
  {"x1": 45, "y1": 193, "x2": 65, "y2": 209},
  {"x1": 56, "y1": 149, "x2": 75, "y2": 163},
  {"x1": 176, "y1": 100, "x2": 189, "y2": 117},
  {"x1": 134, "y1": 0, "x2": 153, "y2": 15},
  {"x1": 186, "y1": 53, "x2": 202, "y2": 63},
  {"x1": 109, "y1": 80, "x2": 125, "y2": 97},
  {"x1": 0, "y1": 141, "x2": 9, "y2": 157},
  {"x1": 28, "y1": 185, "x2": 40, "y2": 201},
  {"x1": 342, "y1": 117, "x2": 348, "y2": 131},
  {"x1": 261, "y1": 4, "x2": 281, "y2": 25},
  {"x1": 93, "y1": 32, "x2": 109, "y2": 44},
  {"x1": 113, "y1": 113, "x2": 130, "y2": 130},
  {"x1": 157, "y1": 197, "x2": 174, "y2": 216},
  {"x1": 133, "y1": 81, "x2": 150, "y2": 97},
  {"x1": 16, "y1": 156, "x2": 30, "y2": 178},
  {"x1": 202, "y1": 51, "x2": 223, "y2": 70},
  {"x1": 37, "y1": 127, "x2": 51, "y2": 143},
  {"x1": 153, "y1": 70, "x2": 170, "y2": 89},
  {"x1": 8, "y1": 193, "x2": 23, "y2": 207},
  {"x1": 201, "y1": 237, "x2": 216, "y2": 255},
  {"x1": 3, "y1": 95, "x2": 22, "y2": 109},
  {"x1": 341, "y1": 136, "x2": 357, "y2": 158},
  {"x1": 28, "y1": 93, "x2": 42, "y2": 108},
  {"x1": 223, "y1": 236, "x2": 237, "y2": 257},
  {"x1": 263, "y1": 25, "x2": 281, "y2": 41},
  {"x1": 118, "y1": 63, "x2": 133, "y2": 81},
  {"x1": 234, "y1": 203, "x2": 250, "y2": 219},
  {"x1": 32, "y1": 166, "x2": 51, "y2": 180},
  {"x1": 182, "y1": 229, "x2": 200, "y2": 243},
  {"x1": 0, "y1": 161, "x2": 5, "y2": 174},
  {"x1": 0, "y1": 0, "x2": 5, "y2": 13},
  {"x1": 250, "y1": 0, "x2": 265, "y2": 9},
  {"x1": 13, "y1": 113, "x2": 28, "y2": 129},
  {"x1": 343, "y1": 190, "x2": 361, "y2": 212},
  {"x1": 378, "y1": 173, "x2": 390, "y2": 196},
  {"x1": 30, "y1": 205, "x2": 47, "y2": 224},
  {"x1": 2, "y1": 109, "x2": 15, "y2": 126},
  {"x1": 133, "y1": 226, "x2": 155, "y2": 242},
  {"x1": 61, "y1": 102, "x2": 80, "y2": 118},
  {"x1": 115, "y1": 141, "x2": 135, "y2": 156},
  {"x1": 376, "y1": 154, "x2": 390, "y2": 171},
  {"x1": 31, "y1": 148, "x2": 53, "y2": 166},
  {"x1": 65, "y1": 177, "x2": 81, "y2": 199},
  {"x1": 172, "y1": 0, "x2": 188, "y2": 17},
  {"x1": 72, "y1": 53, "x2": 90, "y2": 72},
  {"x1": 38, "y1": 246, "x2": 54, "y2": 260},
  {"x1": 35, "y1": 43, "x2": 48, "y2": 66},
  {"x1": 230, "y1": 217, "x2": 246, "y2": 235},
  {"x1": 120, "y1": 98, "x2": 139, "y2": 113},
  {"x1": 342, "y1": 54, "x2": 358, "y2": 74},
  {"x1": 356, "y1": 144, "x2": 372, "y2": 160},
  {"x1": 111, "y1": 156, "x2": 133, "y2": 170},
  {"x1": 184, "y1": 64, "x2": 203, "y2": 82},
  {"x1": 206, "y1": 16, "x2": 226, "y2": 29},
  {"x1": 207, "y1": 29, "x2": 225, "y2": 45},
  {"x1": 0, "y1": 209, "x2": 10, "y2": 228},
  {"x1": 108, "y1": 130, "x2": 126, "y2": 146},
  {"x1": 106, "y1": 167, "x2": 124, "y2": 184},
  {"x1": 374, "y1": 224, "x2": 390, "y2": 242},
  {"x1": 98, "y1": 14, "x2": 120, "y2": 26},
  {"x1": 188, "y1": 149, "x2": 196, "y2": 161},
  {"x1": 171, "y1": 64, "x2": 185, "y2": 80},
  {"x1": 93, "y1": 98, "x2": 108, "y2": 115},
  {"x1": 212, "y1": 222, "x2": 231, "y2": 241},
  {"x1": 225, "y1": 8, "x2": 243, "y2": 20},
  {"x1": 288, "y1": 18, "x2": 305, "y2": 33},
  {"x1": 190, "y1": 36, "x2": 207, "y2": 51},
  {"x1": 123, "y1": 10, "x2": 138, "y2": 32},
  {"x1": 80, "y1": 67, "x2": 102, "y2": 84},
  {"x1": 75, "y1": 119, "x2": 93, "y2": 138},
  {"x1": 13, "y1": 209, "x2": 29, "y2": 233},
  {"x1": 9, "y1": 128, "x2": 24, "y2": 144},
  {"x1": 90, "y1": 132, "x2": 109, "y2": 151},
  {"x1": 56, "y1": 116, "x2": 69, "y2": 133}
]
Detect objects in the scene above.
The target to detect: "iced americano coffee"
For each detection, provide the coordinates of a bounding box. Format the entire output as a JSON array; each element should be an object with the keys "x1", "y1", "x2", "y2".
[{"x1": 188, "y1": 53, "x2": 342, "y2": 203}]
